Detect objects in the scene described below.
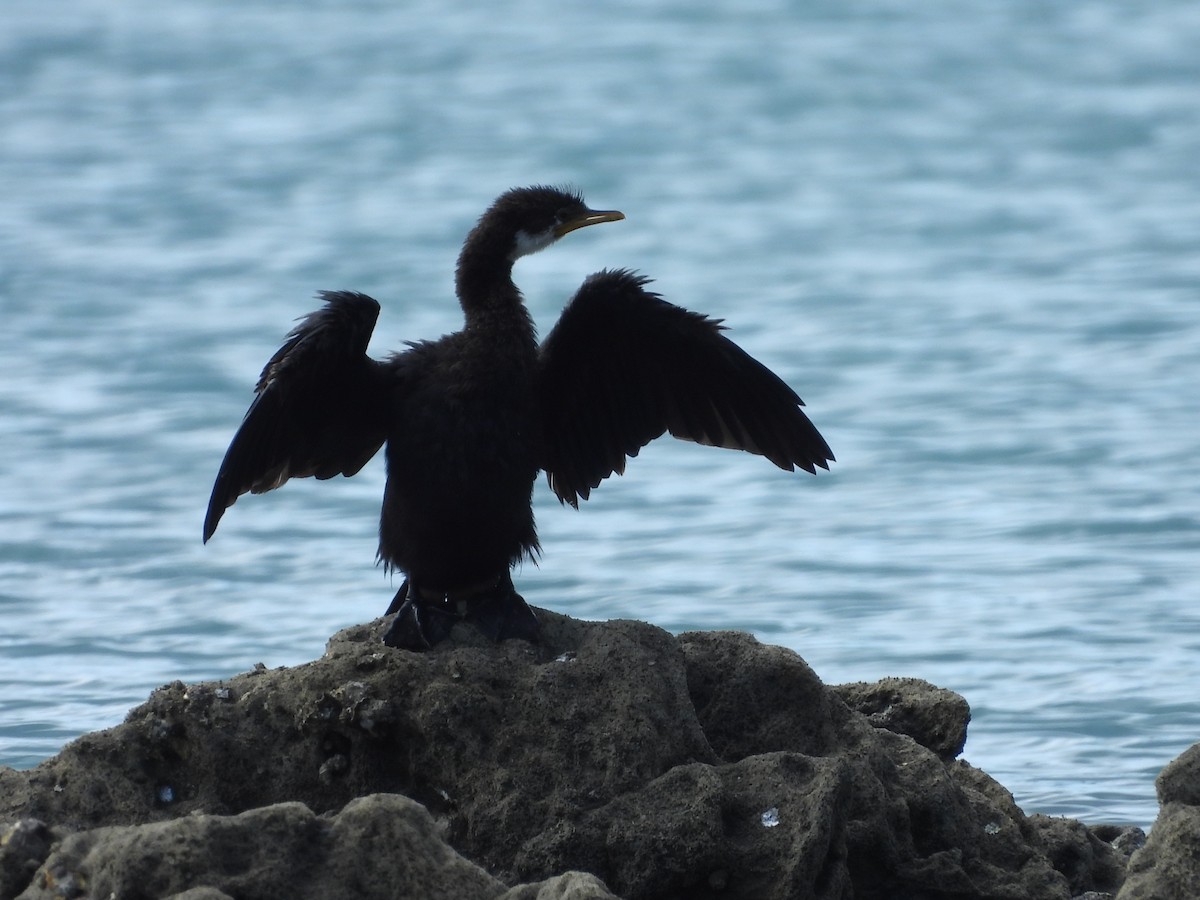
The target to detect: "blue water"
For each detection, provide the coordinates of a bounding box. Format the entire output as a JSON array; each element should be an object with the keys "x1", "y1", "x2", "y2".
[{"x1": 2, "y1": 1, "x2": 1198, "y2": 830}]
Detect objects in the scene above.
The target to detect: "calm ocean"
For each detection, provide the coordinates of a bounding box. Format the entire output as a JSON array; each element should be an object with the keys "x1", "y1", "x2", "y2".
[{"x1": 2, "y1": 0, "x2": 1198, "y2": 830}]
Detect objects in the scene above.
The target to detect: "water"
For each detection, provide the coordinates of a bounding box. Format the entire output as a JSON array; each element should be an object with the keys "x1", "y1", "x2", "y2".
[{"x1": 2, "y1": 0, "x2": 1198, "y2": 831}]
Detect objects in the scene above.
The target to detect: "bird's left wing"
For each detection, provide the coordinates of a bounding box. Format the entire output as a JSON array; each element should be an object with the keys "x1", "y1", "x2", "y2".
[
  {"x1": 538, "y1": 269, "x2": 834, "y2": 507},
  {"x1": 203, "y1": 291, "x2": 391, "y2": 542}
]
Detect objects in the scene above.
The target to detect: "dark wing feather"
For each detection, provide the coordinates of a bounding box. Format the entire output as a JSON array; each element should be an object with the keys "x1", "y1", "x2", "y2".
[
  {"x1": 203, "y1": 291, "x2": 390, "y2": 541},
  {"x1": 538, "y1": 269, "x2": 834, "y2": 507}
]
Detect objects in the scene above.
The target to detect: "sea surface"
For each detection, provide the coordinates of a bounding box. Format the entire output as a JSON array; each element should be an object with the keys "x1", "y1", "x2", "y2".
[{"x1": 2, "y1": 0, "x2": 1198, "y2": 831}]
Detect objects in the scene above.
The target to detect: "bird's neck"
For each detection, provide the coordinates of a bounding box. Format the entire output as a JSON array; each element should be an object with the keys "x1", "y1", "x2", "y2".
[
  {"x1": 455, "y1": 231, "x2": 529, "y2": 325},
  {"x1": 456, "y1": 240, "x2": 537, "y2": 345}
]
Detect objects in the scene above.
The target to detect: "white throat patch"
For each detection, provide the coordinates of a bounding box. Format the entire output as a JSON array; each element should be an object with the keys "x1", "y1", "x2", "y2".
[{"x1": 511, "y1": 227, "x2": 558, "y2": 261}]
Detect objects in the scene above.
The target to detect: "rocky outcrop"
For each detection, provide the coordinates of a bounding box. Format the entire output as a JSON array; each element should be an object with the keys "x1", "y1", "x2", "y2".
[
  {"x1": 1116, "y1": 743, "x2": 1200, "y2": 899},
  {"x1": 831, "y1": 676, "x2": 970, "y2": 762},
  {"x1": 0, "y1": 610, "x2": 1170, "y2": 899},
  {"x1": 5, "y1": 795, "x2": 619, "y2": 900},
  {"x1": 13, "y1": 796, "x2": 502, "y2": 900}
]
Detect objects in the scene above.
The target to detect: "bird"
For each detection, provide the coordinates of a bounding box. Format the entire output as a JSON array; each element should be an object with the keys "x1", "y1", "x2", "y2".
[{"x1": 203, "y1": 185, "x2": 834, "y2": 650}]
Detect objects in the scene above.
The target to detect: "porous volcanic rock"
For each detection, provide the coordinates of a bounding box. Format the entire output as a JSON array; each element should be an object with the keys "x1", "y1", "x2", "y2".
[
  {"x1": 1116, "y1": 741, "x2": 1200, "y2": 900},
  {"x1": 0, "y1": 610, "x2": 1142, "y2": 899},
  {"x1": 831, "y1": 676, "x2": 970, "y2": 761},
  {"x1": 14, "y1": 796, "x2": 502, "y2": 900}
]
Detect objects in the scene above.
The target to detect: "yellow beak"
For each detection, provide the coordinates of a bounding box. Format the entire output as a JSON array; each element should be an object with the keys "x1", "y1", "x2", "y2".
[{"x1": 554, "y1": 208, "x2": 625, "y2": 238}]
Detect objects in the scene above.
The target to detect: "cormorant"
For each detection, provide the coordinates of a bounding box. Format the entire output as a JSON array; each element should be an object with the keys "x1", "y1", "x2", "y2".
[{"x1": 203, "y1": 185, "x2": 834, "y2": 650}]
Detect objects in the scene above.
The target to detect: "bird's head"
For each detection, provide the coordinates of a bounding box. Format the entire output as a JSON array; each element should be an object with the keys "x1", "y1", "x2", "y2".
[{"x1": 482, "y1": 185, "x2": 625, "y2": 261}]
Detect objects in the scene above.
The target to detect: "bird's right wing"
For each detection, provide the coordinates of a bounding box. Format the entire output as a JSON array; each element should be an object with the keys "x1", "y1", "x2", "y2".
[
  {"x1": 538, "y1": 269, "x2": 834, "y2": 507},
  {"x1": 203, "y1": 291, "x2": 391, "y2": 542}
]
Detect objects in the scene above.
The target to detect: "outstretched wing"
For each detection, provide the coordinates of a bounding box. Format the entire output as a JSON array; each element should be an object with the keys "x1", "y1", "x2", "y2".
[
  {"x1": 538, "y1": 269, "x2": 834, "y2": 507},
  {"x1": 203, "y1": 291, "x2": 391, "y2": 542}
]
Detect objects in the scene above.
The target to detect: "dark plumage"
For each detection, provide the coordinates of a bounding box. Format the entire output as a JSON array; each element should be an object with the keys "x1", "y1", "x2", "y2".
[{"x1": 204, "y1": 185, "x2": 834, "y2": 649}]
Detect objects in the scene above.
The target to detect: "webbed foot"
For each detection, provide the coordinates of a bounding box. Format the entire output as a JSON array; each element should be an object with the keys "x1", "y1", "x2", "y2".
[
  {"x1": 381, "y1": 581, "x2": 458, "y2": 650},
  {"x1": 465, "y1": 573, "x2": 540, "y2": 643},
  {"x1": 381, "y1": 574, "x2": 540, "y2": 650}
]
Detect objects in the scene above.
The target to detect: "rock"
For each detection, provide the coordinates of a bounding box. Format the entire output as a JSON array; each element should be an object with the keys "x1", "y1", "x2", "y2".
[
  {"x1": 832, "y1": 676, "x2": 970, "y2": 761},
  {"x1": 681, "y1": 630, "x2": 850, "y2": 759},
  {"x1": 14, "y1": 795, "x2": 503, "y2": 900},
  {"x1": 1117, "y1": 802, "x2": 1200, "y2": 900},
  {"x1": 497, "y1": 871, "x2": 619, "y2": 899},
  {"x1": 1156, "y1": 741, "x2": 1200, "y2": 807},
  {"x1": 0, "y1": 610, "x2": 1147, "y2": 899},
  {"x1": 0, "y1": 820, "x2": 56, "y2": 900},
  {"x1": 1091, "y1": 824, "x2": 1147, "y2": 873},
  {"x1": 1026, "y1": 815, "x2": 1128, "y2": 897},
  {"x1": 1117, "y1": 740, "x2": 1200, "y2": 900}
]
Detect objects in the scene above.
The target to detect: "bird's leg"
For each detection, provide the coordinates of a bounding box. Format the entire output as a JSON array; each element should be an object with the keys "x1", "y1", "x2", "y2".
[
  {"x1": 464, "y1": 572, "x2": 540, "y2": 644},
  {"x1": 383, "y1": 579, "x2": 410, "y2": 616},
  {"x1": 381, "y1": 574, "x2": 539, "y2": 649},
  {"x1": 381, "y1": 580, "x2": 458, "y2": 650}
]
